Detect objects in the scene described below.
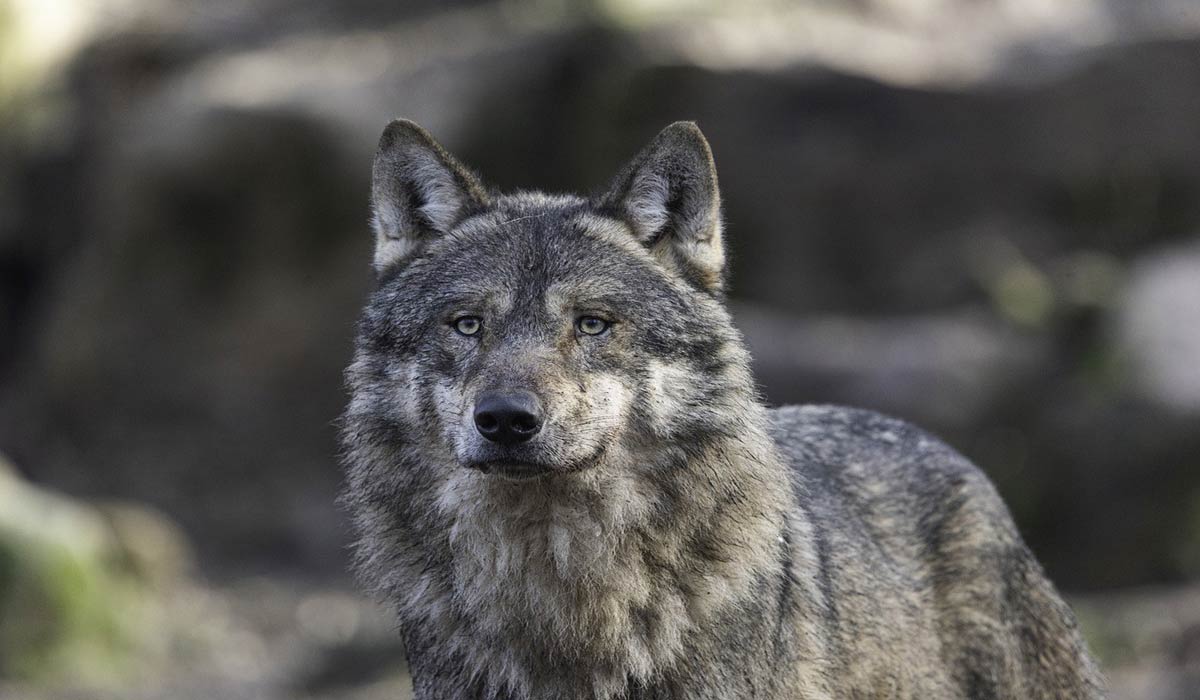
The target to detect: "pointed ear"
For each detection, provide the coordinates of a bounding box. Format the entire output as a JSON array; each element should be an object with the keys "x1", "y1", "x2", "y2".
[
  {"x1": 370, "y1": 119, "x2": 489, "y2": 272},
  {"x1": 602, "y1": 122, "x2": 725, "y2": 292}
]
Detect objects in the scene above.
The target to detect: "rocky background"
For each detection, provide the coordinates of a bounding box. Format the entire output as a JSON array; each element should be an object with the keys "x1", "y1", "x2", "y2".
[{"x1": 2, "y1": 0, "x2": 1199, "y2": 697}]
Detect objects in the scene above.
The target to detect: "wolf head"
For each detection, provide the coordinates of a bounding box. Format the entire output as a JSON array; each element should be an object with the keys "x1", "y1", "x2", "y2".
[{"x1": 350, "y1": 119, "x2": 756, "y2": 481}]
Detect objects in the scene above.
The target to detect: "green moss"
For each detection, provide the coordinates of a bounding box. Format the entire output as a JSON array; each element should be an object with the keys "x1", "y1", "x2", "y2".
[{"x1": 0, "y1": 459, "x2": 186, "y2": 685}]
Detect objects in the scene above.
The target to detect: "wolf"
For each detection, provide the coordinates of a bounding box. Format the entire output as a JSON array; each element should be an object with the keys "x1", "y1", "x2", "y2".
[{"x1": 340, "y1": 119, "x2": 1106, "y2": 699}]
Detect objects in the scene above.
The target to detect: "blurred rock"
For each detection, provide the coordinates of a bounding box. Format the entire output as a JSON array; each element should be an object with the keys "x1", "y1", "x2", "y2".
[
  {"x1": 1118, "y1": 242, "x2": 1200, "y2": 413},
  {"x1": 734, "y1": 302, "x2": 1047, "y2": 428},
  {"x1": 612, "y1": 0, "x2": 1200, "y2": 86}
]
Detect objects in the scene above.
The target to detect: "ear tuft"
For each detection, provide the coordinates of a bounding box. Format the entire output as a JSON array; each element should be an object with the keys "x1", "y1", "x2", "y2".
[
  {"x1": 371, "y1": 119, "x2": 488, "y2": 272},
  {"x1": 603, "y1": 122, "x2": 724, "y2": 292}
]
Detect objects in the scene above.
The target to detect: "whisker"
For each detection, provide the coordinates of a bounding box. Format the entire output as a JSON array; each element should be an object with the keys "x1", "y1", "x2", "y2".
[{"x1": 500, "y1": 213, "x2": 547, "y2": 227}]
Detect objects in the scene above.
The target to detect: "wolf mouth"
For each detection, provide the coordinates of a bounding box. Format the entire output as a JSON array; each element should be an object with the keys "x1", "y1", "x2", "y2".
[
  {"x1": 468, "y1": 459, "x2": 556, "y2": 479},
  {"x1": 466, "y1": 443, "x2": 610, "y2": 480}
]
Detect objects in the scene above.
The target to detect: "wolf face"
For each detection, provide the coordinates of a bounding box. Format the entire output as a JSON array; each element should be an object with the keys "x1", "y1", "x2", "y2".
[{"x1": 352, "y1": 120, "x2": 751, "y2": 482}]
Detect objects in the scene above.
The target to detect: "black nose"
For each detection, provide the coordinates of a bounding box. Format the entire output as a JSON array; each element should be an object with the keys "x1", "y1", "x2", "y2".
[{"x1": 473, "y1": 391, "x2": 544, "y2": 445}]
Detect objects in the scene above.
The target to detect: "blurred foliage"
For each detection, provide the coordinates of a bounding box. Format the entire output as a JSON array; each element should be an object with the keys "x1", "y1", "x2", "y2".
[{"x1": 0, "y1": 455, "x2": 189, "y2": 684}]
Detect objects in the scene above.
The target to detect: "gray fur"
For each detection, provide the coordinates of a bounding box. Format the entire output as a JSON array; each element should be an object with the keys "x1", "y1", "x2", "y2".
[
  {"x1": 340, "y1": 119, "x2": 1106, "y2": 699},
  {"x1": 602, "y1": 122, "x2": 726, "y2": 293},
  {"x1": 370, "y1": 119, "x2": 490, "y2": 271}
]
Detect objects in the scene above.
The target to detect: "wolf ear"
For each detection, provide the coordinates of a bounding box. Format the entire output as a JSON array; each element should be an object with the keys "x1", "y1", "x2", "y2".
[
  {"x1": 602, "y1": 122, "x2": 725, "y2": 292},
  {"x1": 370, "y1": 119, "x2": 489, "y2": 272}
]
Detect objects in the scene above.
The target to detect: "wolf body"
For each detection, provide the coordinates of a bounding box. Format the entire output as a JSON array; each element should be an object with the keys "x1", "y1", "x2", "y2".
[{"x1": 340, "y1": 119, "x2": 1105, "y2": 699}]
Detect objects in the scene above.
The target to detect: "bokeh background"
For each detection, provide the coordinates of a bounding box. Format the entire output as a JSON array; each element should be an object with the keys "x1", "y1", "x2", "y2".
[{"x1": 2, "y1": 0, "x2": 1200, "y2": 698}]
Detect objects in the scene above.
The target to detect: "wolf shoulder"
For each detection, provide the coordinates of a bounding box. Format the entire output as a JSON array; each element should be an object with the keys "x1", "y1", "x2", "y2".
[
  {"x1": 769, "y1": 403, "x2": 1020, "y2": 545},
  {"x1": 768, "y1": 405, "x2": 1106, "y2": 698}
]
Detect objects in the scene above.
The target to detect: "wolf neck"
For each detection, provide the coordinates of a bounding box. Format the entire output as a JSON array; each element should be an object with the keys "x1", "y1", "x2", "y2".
[{"x1": 436, "y1": 411, "x2": 794, "y2": 697}]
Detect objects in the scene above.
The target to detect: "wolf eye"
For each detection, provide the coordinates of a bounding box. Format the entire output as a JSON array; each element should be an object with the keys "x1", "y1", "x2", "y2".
[
  {"x1": 576, "y1": 316, "x2": 610, "y2": 336},
  {"x1": 453, "y1": 316, "x2": 482, "y2": 336}
]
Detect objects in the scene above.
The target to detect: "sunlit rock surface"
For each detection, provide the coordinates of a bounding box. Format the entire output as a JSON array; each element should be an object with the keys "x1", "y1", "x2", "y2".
[{"x1": 1118, "y1": 242, "x2": 1200, "y2": 413}]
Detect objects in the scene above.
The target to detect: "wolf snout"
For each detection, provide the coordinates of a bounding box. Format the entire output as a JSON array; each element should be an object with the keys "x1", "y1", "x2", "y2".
[{"x1": 473, "y1": 390, "x2": 544, "y2": 445}]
